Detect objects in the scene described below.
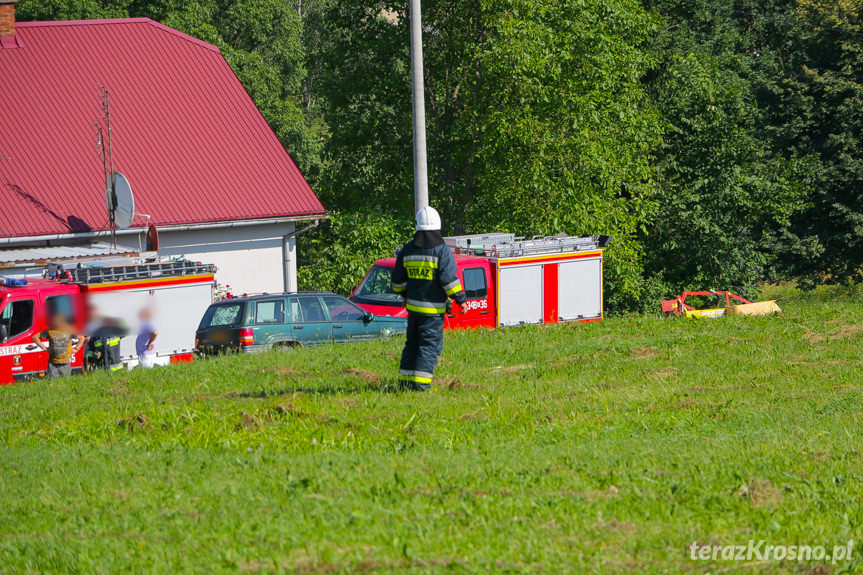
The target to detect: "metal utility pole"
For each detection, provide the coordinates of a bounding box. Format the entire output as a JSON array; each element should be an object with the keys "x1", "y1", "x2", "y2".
[{"x1": 408, "y1": 0, "x2": 429, "y2": 213}]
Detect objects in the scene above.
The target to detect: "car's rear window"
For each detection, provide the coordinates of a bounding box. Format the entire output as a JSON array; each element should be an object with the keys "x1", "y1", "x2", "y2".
[{"x1": 199, "y1": 302, "x2": 245, "y2": 329}]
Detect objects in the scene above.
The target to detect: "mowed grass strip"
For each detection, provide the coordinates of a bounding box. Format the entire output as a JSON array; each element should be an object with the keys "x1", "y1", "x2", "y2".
[{"x1": 0, "y1": 286, "x2": 861, "y2": 574}]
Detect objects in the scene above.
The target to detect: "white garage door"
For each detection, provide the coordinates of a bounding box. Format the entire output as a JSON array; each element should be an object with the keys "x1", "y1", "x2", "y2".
[
  {"x1": 558, "y1": 258, "x2": 602, "y2": 321},
  {"x1": 498, "y1": 265, "x2": 543, "y2": 326}
]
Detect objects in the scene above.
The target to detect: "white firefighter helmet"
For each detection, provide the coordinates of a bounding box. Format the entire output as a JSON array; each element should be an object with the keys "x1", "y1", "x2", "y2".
[{"x1": 415, "y1": 206, "x2": 442, "y2": 231}]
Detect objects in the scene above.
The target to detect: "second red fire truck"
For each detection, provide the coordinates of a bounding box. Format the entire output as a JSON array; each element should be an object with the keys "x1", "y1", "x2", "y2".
[{"x1": 350, "y1": 233, "x2": 610, "y2": 329}]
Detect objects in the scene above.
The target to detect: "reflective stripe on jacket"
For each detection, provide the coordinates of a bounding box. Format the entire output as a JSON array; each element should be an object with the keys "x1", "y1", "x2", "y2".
[{"x1": 392, "y1": 241, "x2": 467, "y2": 315}]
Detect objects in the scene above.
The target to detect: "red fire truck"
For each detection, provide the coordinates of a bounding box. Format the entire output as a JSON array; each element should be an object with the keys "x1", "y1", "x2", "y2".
[
  {"x1": 350, "y1": 233, "x2": 610, "y2": 329},
  {"x1": 0, "y1": 260, "x2": 216, "y2": 384}
]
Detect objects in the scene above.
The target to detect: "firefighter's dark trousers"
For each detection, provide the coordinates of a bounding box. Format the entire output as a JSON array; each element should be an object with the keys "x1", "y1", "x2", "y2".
[{"x1": 398, "y1": 312, "x2": 444, "y2": 390}]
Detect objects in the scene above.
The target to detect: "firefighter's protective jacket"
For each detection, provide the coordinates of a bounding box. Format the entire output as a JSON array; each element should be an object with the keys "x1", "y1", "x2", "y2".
[{"x1": 392, "y1": 242, "x2": 467, "y2": 314}]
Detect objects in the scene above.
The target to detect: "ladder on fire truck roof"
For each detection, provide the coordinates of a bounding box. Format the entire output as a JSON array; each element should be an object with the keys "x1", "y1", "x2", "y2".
[
  {"x1": 56, "y1": 260, "x2": 216, "y2": 285},
  {"x1": 445, "y1": 233, "x2": 611, "y2": 259}
]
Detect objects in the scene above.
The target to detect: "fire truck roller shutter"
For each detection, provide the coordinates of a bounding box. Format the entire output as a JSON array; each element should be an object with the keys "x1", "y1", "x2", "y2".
[
  {"x1": 88, "y1": 290, "x2": 154, "y2": 360},
  {"x1": 88, "y1": 281, "x2": 213, "y2": 362},
  {"x1": 148, "y1": 282, "x2": 214, "y2": 357},
  {"x1": 557, "y1": 258, "x2": 602, "y2": 320},
  {"x1": 498, "y1": 265, "x2": 543, "y2": 326}
]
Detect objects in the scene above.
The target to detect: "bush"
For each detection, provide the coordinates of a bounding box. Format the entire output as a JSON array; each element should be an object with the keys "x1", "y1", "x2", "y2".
[{"x1": 297, "y1": 211, "x2": 413, "y2": 295}]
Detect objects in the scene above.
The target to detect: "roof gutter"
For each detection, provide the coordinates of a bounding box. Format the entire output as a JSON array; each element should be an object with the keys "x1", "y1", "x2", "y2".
[{"x1": 0, "y1": 214, "x2": 328, "y2": 246}]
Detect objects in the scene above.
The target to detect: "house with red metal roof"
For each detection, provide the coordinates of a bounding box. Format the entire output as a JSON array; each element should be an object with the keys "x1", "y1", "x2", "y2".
[{"x1": 0, "y1": 0, "x2": 326, "y2": 293}]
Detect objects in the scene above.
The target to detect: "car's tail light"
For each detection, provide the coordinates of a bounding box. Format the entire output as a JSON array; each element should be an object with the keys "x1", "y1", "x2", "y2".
[{"x1": 239, "y1": 328, "x2": 254, "y2": 347}]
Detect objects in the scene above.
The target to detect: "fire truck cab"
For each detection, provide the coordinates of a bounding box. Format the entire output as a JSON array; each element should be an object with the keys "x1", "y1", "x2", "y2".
[
  {"x1": 351, "y1": 254, "x2": 497, "y2": 330},
  {"x1": 350, "y1": 233, "x2": 609, "y2": 329},
  {"x1": 0, "y1": 279, "x2": 86, "y2": 382}
]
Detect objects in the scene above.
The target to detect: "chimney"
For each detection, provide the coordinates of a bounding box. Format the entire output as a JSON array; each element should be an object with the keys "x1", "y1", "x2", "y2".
[{"x1": 0, "y1": 0, "x2": 18, "y2": 39}]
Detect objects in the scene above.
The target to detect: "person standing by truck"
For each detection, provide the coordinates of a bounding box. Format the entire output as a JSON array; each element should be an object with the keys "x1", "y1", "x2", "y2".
[
  {"x1": 31, "y1": 312, "x2": 86, "y2": 378},
  {"x1": 391, "y1": 206, "x2": 468, "y2": 390},
  {"x1": 136, "y1": 307, "x2": 158, "y2": 369},
  {"x1": 88, "y1": 316, "x2": 129, "y2": 372}
]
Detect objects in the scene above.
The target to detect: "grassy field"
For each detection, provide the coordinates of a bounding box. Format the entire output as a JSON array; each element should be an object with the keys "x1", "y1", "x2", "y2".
[{"x1": 1, "y1": 286, "x2": 862, "y2": 574}]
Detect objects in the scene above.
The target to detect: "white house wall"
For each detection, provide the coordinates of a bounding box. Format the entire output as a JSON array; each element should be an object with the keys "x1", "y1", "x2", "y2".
[{"x1": 117, "y1": 222, "x2": 297, "y2": 296}]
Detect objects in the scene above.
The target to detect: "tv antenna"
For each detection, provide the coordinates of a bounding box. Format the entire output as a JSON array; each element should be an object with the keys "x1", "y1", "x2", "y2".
[{"x1": 94, "y1": 87, "x2": 141, "y2": 247}]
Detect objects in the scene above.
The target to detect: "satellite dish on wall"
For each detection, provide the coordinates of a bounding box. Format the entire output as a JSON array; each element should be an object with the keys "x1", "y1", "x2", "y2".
[
  {"x1": 146, "y1": 223, "x2": 160, "y2": 252},
  {"x1": 112, "y1": 172, "x2": 135, "y2": 229}
]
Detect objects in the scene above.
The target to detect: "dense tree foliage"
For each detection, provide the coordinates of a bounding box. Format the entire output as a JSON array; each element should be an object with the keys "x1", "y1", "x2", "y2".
[
  {"x1": 642, "y1": 1, "x2": 809, "y2": 296},
  {"x1": 767, "y1": 0, "x2": 863, "y2": 285},
  {"x1": 643, "y1": 0, "x2": 863, "y2": 292},
  {"x1": 17, "y1": 0, "x2": 863, "y2": 309},
  {"x1": 296, "y1": 211, "x2": 413, "y2": 294},
  {"x1": 316, "y1": 0, "x2": 665, "y2": 310}
]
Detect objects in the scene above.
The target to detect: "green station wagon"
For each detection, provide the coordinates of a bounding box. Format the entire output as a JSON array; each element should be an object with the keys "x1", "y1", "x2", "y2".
[{"x1": 195, "y1": 292, "x2": 407, "y2": 354}]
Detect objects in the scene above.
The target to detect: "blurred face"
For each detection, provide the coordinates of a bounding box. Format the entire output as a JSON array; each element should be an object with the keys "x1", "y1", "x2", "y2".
[{"x1": 50, "y1": 313, "x2": 69, "y2": 331}]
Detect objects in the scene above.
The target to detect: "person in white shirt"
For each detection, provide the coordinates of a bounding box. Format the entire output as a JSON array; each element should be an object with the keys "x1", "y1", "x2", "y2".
[{"x1": 135, "y1": 308, "x2": 158, "y2": 369}]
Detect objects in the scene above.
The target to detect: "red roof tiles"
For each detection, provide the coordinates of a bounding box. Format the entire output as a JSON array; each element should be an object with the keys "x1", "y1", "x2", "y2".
[{"x1": 0, "y1": 18, "x2": 325, "y2": 238}]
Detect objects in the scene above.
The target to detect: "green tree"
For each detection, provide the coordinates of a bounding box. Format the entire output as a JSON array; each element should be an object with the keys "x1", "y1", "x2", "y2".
[
  {"x1": 317, "y1": 0, "x2": 665, "y2": 311},
  {"x1": 297, "y1": 211, "x2": 413, "y2": 294},
  {"x1": 642, "y1": 1, "x2": 808, "y2": 295},
  {"x1": 16, "y1": 0, "x2": 129, "y2": 19},
  {"x1": 766, "y1": 0, "x2": 863, "y2": 285},
  {"x1": 645, "y1": 0, "x2": 863, "y2": 290}
]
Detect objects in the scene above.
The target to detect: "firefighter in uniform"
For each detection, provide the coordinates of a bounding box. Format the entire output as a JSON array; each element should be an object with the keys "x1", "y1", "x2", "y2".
[
  {"x1": 392, "y1": 206, "x2": 468, "y2": 390},
  {"x1": 86, "y1": 316, "x2": 128, "y2": 372}
]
